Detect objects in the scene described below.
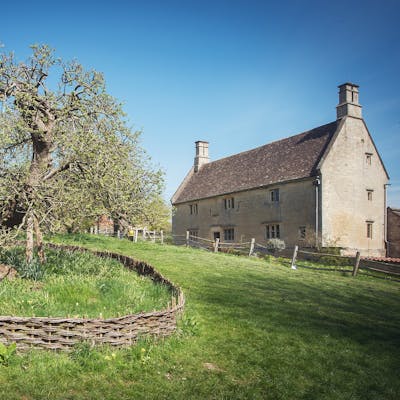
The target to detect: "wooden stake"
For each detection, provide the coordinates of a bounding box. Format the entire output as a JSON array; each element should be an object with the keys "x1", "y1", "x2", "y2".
[
  {"x1": 291, "y1": 245, "x2": 298, "y2": 270},
  {"x1": 249, "y1": 238, "x2": 255, "y2": 256},
  {"x1": 214, "y1": 238, "x2": 220, "y2": 253},
  {"x1": 353, "y1": 251, "x2": 361, "y2": 277}
]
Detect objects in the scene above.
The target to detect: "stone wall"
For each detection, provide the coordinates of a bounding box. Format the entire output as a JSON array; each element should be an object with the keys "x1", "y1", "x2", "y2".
[
  {"x1": 320, "y1": 116, "x2": 388, "y2": 256},
  {"x1": 387, "y1": 207, "x2": 400, "y2": 257}
]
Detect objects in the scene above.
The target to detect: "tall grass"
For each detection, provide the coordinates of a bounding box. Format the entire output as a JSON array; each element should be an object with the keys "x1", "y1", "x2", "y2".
[{"x1": 0, "y1": 247, "x2": 171, "y2": 318}]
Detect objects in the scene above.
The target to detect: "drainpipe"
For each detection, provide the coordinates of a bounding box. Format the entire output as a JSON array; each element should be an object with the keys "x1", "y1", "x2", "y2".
[
  {"x1": 313, "y1": 177, "x2": 321, "y2": 249},
  {"x1": 384, "y1": 183, "x2": 390, "y2": 256}
]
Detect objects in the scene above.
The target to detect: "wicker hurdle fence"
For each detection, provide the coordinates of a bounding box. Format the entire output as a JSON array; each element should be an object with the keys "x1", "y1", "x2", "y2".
[{"x1": 0, "y1": 243, "x2": 185, "y2": 351}]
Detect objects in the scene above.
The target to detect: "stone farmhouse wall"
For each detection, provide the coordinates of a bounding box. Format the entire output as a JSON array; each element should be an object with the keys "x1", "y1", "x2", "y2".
[
  {"x1": 320, "y1": 117, "x2": 388, "y2": 256},
  {"x1": 173, "y1": 178, "x2": 317, "y2": 248},
  {"x1": 387, "y1": 208, "x2": 400, "y2": 257}
]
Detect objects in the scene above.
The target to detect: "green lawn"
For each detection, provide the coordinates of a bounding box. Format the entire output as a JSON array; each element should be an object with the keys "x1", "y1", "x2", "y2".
[
  {"x1": 0, "y1": 247, "x2": 171, "y2": 318},
  {"x1": 0, "y1": 234, "x2": 399, "y2": 400}
]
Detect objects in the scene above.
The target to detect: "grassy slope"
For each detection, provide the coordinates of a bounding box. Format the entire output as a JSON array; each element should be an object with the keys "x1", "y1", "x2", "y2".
[
  {"x1": 0, "y1": 248, "x2": 171, "y2": 318},
  {"x1": 0, "y1": 234, "x2": 399, "y2": 400}
]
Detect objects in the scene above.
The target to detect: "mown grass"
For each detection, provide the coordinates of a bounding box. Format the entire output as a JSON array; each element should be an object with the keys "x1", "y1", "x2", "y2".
[
  {"x1": 0, "y1": 234, "x2": 399, "y2": 400},
  {"x1": 0, "y1": 247, "x2": 171, "y2": 318}
]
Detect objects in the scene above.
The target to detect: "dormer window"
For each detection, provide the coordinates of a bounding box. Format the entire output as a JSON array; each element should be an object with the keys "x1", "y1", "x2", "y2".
[
  {"x1": 270, "y1": 189, "x2": 280, "y2": 202},
  {"x1": 365, "y1": 153, "x2": 372, "y2": 165},
  {"x1": 189, "y1": 203, "x2": 198, "y2": 215},
  {"x1": 224, "y1": 197, "x2": 235, "y2": 209}
]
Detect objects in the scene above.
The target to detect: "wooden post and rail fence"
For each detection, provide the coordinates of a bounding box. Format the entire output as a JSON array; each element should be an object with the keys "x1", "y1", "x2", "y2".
[{"x1": 179, "y1": 231, "x2": 400, "y2": 277}]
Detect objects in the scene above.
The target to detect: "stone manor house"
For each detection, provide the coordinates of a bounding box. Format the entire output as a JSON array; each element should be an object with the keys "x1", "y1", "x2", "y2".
[{"x1": 171, "y1": 83, "x2": 389, "y2": 256}]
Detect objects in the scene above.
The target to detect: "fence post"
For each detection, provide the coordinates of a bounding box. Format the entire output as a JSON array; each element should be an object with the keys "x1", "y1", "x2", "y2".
[
  {"x1": 117, "y1": 229, "x2": 120, "y2": 239},
  {"x1": 249, "y1": 238, "x2": 255, "y2": 256},
  {"x1": 152, "y1": 231, "x2": 156, "y2": 243},
  {"x1": 214, "y1": 238, "x2": 220, "y2": 253},
  {"x1": 90, "y1": 227, "x2": 93, "y2": 234},
  {"x1": 94, "y1": 226, "x2": 98, "y2": 235},
  {"x1": 134, "y1": 228, "x2": 138, "y2": 243},
  {"x1": 160, "y1": 230, "x2": 164, "y2": 244},
  {"x1": 291, "y1": 245, "x2": 298, "y2": 270},
  {"x1": 186, "y1": 231, "x2": 190, "y2": 247},
  {"x1": 353, "y1": 251, "x2": 361, "y2": 277}
]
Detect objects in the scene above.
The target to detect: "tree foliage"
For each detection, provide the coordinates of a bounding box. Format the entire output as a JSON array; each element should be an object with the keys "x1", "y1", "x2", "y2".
[{"x1": 0, "y1": 44, "x2": 167, "y2": 260}]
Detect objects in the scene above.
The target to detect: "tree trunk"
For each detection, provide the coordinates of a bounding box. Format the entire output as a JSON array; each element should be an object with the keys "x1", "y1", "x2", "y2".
[
  {"x1": 34, "y1": 215, "x2": 45, "y2": 263},
  {"x1": 24, "y1": 131, "x2": 53, "y2": 263},
  {"x1": 26, "y1": 213, "x2": 34, "y2": 264}
]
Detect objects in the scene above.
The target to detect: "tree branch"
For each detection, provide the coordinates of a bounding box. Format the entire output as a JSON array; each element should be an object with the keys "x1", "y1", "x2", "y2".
[{"x1": 42, "y1": 161, "x2": 73, "y2": 181}]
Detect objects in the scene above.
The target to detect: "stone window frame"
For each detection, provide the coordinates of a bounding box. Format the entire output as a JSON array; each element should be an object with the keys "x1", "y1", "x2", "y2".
[
  {"x1": 366, "y1": 220, "x2": 374, "y2": 239},
  {"x1": 366, "y1": 189, "x2": 374, "y2": 201},
  {"x1": 224, "y1": 197, "x2": 235, "y2": 210},
  {"x1": 266, "y1": 224, "x2": 280, "y2": 239},
  {"x1": 189, "y1": 203, "x2": 198, "y2": 215},
  {"x1": 270, "y1": 188, "x2": 280, "y2": 202},
  {"x1": 188, "y1": 229, "x2": 199, "y2": 238},
  {"x1": 223, "y1": 228, "x2": 235, "y2": 241},
  {"x1": 365, "y1": 152, "x2": 373, "y2": 165}
]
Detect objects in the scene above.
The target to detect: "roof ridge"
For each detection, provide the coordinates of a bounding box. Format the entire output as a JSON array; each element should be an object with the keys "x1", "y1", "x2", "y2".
[
  {"x1": 203, "y1": 120, "x2": 337, "y2": 167},
  {"x1": 173, "y1": 120, "x2": 339, "y2": 204}
]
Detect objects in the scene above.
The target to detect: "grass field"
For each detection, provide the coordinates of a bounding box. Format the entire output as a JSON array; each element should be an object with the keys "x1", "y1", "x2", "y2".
[
  {"x1": 0, "y1": 234, "x2": 399, "y2": 399},
  {"x1": 0, "y1": 246, "x2": 171, "y2": 318}
]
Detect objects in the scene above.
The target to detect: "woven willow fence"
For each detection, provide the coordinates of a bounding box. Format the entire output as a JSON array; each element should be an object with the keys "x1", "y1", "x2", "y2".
[{"x1": 0, "y1": 243, "x2": 185, "y2": 351}]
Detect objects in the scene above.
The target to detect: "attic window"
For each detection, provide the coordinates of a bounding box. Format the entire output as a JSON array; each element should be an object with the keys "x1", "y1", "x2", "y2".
[
  {"x1": 365, "y1": 153, "x2": 372, "y2": 165},
  {"x1": 224, "y1": 197, "x2": 235, "y2": 210},
  {"x1": 367, "y1": 189, "x2": 373, "y2": 201},
  {"x1": 189, "y1": 204, "x2": 198, "y2": 215},
  {"x1": 270, "y1": 189, "x2": 280, "y2": 202}
]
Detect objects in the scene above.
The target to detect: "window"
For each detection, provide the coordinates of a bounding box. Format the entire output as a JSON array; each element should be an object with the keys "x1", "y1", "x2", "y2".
[
  {"x1": 365, "y1": 153, "x2": 372, "y2": 165},
  {"x1": 189, "y1": 203, "x2": 198, "y2": 215},
  {"x1": 224, "y1": 228, "x2": 234, "y2": 241},
  {"x1": 266, "y1": 224, "x2": 280, "y2": 239},
  {"x1": 367, "y1": 189, "x2": 373, "y2": 201},
  {"x1": 366, "y1": 221, "x2": 373, "y2": 239},
  {"x1": 299, "y1": 226, "x2": 306, "y2": 240},
  {"x1": 188, "y1": 230, "x2": 198, "y2": 238},
  {"x1": 224, "y1": 197, "x2": 235, "y2": 209},
  {"x1": 270, "y1": 189, "x2": 280, "y2": 202}
]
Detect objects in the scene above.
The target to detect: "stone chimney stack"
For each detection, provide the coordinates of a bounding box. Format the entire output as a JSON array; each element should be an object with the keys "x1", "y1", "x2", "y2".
[
  {"x1": 194, "y1": 141, "x2": 209, "y2": 172},
  {"x1": 336, "y1": 82, "x2": 362, "y2": 119}
]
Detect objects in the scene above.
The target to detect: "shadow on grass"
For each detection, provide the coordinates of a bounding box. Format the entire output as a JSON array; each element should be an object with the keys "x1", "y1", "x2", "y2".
[{"x1": 199, "y1": 269, "x2": 400, "y2": 350}]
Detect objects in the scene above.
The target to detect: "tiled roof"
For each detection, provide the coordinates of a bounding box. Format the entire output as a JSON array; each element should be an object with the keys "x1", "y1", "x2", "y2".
[
  {"x1": 389, "y1": 208, "x2": 400, "y2": 218},
  {"x1": 173, "y1": 121, "x2": 339, "y2": 204}
]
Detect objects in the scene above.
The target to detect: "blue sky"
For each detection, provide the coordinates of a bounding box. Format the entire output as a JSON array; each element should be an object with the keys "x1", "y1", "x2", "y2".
[{"x1": 1, "y1": 0, "x2": 399, "y2": 206}]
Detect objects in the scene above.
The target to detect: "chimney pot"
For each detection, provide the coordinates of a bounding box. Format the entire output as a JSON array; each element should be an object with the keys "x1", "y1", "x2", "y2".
[
  {"x1": 336, "y1": 82, "x2": 362, "y2": 119},
  {"x1": 194, "y1": 141, "x2": 209, "y2": 172}
]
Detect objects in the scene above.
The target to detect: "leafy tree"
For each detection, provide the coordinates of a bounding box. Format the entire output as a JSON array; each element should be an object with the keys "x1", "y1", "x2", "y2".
[{"x1": 0, "y1": 44, "x2": 165, "y2": 261}]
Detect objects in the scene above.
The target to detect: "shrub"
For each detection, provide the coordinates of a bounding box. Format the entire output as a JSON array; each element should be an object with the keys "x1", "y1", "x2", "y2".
[{"x1": 265, "y1": 239, "x2": 286, "y2": 252}]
